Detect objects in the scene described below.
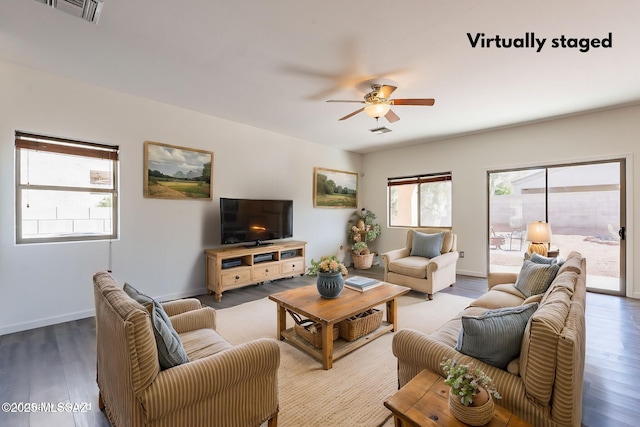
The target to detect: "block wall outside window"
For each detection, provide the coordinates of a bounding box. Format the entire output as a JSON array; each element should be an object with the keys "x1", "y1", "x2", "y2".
[{"x1": 15, "y1": 131, "x2": 119, "y2": 244}]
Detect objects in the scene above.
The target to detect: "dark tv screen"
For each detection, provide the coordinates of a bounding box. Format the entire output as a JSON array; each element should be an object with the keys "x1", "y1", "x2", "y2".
[{"x1": 220, "y1": 198, "x2": 293, "y2": 245}]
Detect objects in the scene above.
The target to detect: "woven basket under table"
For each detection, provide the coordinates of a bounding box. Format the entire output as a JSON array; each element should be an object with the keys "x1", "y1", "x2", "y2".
[{"x1": 339, "y1": 308, "x2": 383, "y2": 341}]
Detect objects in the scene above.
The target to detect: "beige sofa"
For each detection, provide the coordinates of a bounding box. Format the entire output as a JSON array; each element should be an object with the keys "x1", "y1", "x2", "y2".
[
  {"x1": 93, "y1": 271, "x2": 280, "y2": 427},
  {"x1": 392, "y1": 251, "x2": 586, "y2": 427},
  {"x1": 381, "y1": 228, "x2": 459, "y2": 300}
]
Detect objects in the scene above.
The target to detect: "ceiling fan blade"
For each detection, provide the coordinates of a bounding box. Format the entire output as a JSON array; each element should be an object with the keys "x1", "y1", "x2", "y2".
[
  {"x1": 339, "y1": 108, "x2": 365, "y2": 121},
  {"x1": 385, "y1": 109, "x2": 400, "y2": 123},
  {"x1": 377, "y1": 85, "x2": 397, "y2": 99},
  {"x1": 327, "y1": 100, "x2": 365, "y2": 103},
  {"x1": 392, "y1": 98, "x2": 435, "y2": 106}
]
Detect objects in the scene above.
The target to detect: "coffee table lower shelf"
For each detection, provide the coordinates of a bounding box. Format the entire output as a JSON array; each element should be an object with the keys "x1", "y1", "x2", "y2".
[{"x1": 281, "y1": 321, "x2": 393, "y2": 363}]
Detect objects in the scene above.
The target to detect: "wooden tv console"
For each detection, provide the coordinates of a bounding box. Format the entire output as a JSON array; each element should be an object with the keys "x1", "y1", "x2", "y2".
[{"x1": 204, "y1": 240, "x2": 306, "y2": 302}]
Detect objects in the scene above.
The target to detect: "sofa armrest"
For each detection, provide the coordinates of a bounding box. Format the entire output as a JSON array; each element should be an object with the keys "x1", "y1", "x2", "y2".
[
  {"x1": 488, "y1": 272, "x2": 518, "y2": 289},
  {"x1": 170, "y1": 306, "x2": 216, "y2": 333},
  {"x1": 381, "y1": 248, "x2": 411, "y2": 268},
  {"x1": 140, "y1": 338, "x2": 280, "y2": 421},
  {"x1": 161, "y1": 298, "x2": 203, "y2": 316},
  {"x1": 393, "y1": 329, "x2": 459, "y2": 378}
]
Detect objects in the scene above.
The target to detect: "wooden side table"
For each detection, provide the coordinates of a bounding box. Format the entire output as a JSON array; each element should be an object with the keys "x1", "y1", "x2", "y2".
[{"x1": 384, "y1": 369, "x2": 532, "y2": 427}]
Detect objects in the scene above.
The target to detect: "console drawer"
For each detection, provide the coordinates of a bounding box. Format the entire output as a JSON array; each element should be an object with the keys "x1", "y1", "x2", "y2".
[
  {"x1": 253, "y1": 263, "x2": 280, "y2": 280},
  {"x1": 281, "y1": 258, "x2": 304, "y2": 275},
  {"x1": 221, "y1": 268, "x2": 252, "y2": 287}
]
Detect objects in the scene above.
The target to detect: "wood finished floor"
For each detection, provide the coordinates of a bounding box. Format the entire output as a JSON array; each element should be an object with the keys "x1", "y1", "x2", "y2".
[{"x1": 1, "y1": 267, "x2": 638, "y2": 427}]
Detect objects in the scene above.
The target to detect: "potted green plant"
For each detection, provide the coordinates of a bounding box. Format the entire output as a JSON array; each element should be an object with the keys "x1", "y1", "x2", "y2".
[
  {"x1": 347, "y1": 208, "x2": 381, "y2": 269},
  {"x1": 440, "y1": 358, "x2": 502, "y2": 426}
]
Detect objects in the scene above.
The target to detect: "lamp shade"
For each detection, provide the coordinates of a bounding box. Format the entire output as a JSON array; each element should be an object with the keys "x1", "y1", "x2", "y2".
[
  {"x1": 364, "y1": 103, "x2": 391, "y2": 118},
  {"x1": 526, "y1": 221, "x2": 551, "y2": 256},
  {"x1": 526, "y1": 221, "x2": 551, "y2": 243}
]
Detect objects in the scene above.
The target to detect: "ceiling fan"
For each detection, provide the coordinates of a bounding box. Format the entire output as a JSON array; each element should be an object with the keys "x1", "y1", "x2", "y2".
[{"x1": 327, "y1": 84, "x2": 435, "y2": 123}]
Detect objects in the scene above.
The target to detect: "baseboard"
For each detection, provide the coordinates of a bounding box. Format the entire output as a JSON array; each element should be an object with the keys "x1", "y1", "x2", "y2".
[
  {"x1": 456, "y1": 269, "x2": 485, "y2": 278},
  {"x1": 1, "y1": 309, "x2": 95, "y2": 336},
  {"x1": 0, "y1": 288, "x2": 208, "y2": 336}
]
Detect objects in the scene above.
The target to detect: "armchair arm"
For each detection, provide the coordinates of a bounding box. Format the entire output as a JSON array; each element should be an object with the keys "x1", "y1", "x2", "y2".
[
  {"x1": 161, "y1": 298, "x2": 203, "y2": 317},
  {"x1": 381, "y1": 248, "x2": 411, "y2": 268},
  {"x1": 488, "y1": 272, "x2": 518, "y2": 289},
  {"x1": 169, "y1": 306, "x2": 216, "y2": 333},
  {"x1": 426, "y1": 251, "x2": 459, "y2": 275},
  {"x1": 140, "y1": 338, "x2": 280, "y2": 422}
]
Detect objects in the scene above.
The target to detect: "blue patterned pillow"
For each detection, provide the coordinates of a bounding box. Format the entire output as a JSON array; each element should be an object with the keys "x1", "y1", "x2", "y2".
[
  {"x1": 529, "y1": 252, "x2": 565, "y2": 266},
  {"x1": 515, "y1": 260, "x2": 560, "y2": 297},
  {"x1": 456, "y1": 303, "x2": 538, "y2": 369},
  {"x1": 410, "y1": 231, "x2": 445, "y2": 258},
  {"x1": 124, "y1": 283, "x2": 190, "y2": 369}
]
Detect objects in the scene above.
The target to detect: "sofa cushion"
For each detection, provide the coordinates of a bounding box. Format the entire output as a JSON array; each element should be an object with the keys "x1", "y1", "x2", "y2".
[
  {"x1": 124, "y1": 283, "x2": 190, "y2": 370},
  {"x1": 179, "y1": 328, "x2": 233, "y2": 360},
  {"x1": 410, "y1": 231, "x2": 445, "y2": 258},
  {"x1": 520, "y1": 286, "x2": 571, "y2": 406},
  {"x1": 557, "y1": 251, "x2": 583, "y2": 275},
  {"x1": 469, "y1": 284, "x2": 526, "y2": 309},
  {"x1": 455, "y1": 302, "x2": 538, "y2": 369},
  {"x1": 515, "y1": 260, "x2": 559, "y2": 297},
  {"x1": 388, "y1": 256, "x2": 430, "y2": 279}
]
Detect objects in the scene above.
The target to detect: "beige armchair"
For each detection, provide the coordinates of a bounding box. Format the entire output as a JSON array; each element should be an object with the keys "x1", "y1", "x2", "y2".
[
  {"x1": 381, "y1": 228, "x2": 458, "y2": 300},
  {"x1": 93, "y1": 271, "x2": 280, "y2": 427}
]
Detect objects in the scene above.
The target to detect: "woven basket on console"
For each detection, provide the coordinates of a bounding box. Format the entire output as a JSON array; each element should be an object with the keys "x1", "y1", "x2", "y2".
[{"x1": 339, "y1": 308, "x2": 383, "y2": 341}]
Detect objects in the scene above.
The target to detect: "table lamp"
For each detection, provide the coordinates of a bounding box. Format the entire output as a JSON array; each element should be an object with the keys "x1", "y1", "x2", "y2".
[{"x1": 526, "y1": 221, "x2": 551, "y2": 256}]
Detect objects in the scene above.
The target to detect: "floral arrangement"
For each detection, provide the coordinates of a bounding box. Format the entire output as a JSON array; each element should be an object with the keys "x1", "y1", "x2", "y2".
[
  {"x1": 440, "y1": 358, "x2": 502, "y2": 406},
  {"x1": 306, "y1": 255, "x2": 348, "y2": 276},
  {"x1": 352, "y1": 241, "x2": 369, "y2": 255}
]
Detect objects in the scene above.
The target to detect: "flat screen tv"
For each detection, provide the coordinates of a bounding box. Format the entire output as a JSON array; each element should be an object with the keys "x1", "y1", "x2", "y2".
[{"x1": 220, "y1": 198, "x2": 293, "y2": 246}]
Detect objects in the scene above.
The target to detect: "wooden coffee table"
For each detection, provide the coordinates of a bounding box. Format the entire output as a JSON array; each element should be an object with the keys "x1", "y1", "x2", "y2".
[
  {"x1": 268, "y1": 282, "x2": 410, "y2": 370},
  {"x1": 384, "y1": 369, "x2": 533, "y2": 426}
]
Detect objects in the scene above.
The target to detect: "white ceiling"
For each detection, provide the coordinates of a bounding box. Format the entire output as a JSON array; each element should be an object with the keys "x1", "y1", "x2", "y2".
[{"x1": 1, "y1": 0, "x2": 639, "y2": 153}]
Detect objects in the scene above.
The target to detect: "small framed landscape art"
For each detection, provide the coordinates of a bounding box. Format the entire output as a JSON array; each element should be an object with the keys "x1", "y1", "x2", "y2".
[
  {"x1": 313, "y1": 167, "x2": 358, "y2": 208},
  {"x1": 144, "y1": 141, "x2": 213, "y2": 200}
]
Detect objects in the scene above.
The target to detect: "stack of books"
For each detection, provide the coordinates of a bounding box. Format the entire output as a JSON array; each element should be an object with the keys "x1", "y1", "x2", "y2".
[{"x1": 344, "y1": 276, "x2": 381, "y2": 292}]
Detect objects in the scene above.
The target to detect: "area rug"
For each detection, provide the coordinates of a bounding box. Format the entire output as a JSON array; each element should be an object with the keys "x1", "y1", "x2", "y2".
[{"x1": 215, "y1": 292, "x2": 472, "y2": 427}]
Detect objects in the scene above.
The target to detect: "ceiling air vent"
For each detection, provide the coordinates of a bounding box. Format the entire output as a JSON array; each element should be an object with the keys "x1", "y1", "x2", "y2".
[{"x1": 35, "y1": 0, "x2": 104, "y2": 24}]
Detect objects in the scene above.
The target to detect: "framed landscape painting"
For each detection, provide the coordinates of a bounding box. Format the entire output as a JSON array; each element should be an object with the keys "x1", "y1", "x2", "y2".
[
  {"x1": 144, "y1": 141, "x2": 213, "y2": 200},
  {"x1": 313, "y1": 167, "x2": 358, "y2": 208}
]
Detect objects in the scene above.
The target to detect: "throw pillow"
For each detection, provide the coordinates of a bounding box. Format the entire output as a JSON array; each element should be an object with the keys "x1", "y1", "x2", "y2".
[
  {"x1": 455, "y1": 302, "x2": 538, "y2": 369},
  {"x1": 530, "y1": 252, "x2": 565, "y2": 266},
  {"x1": 410, "y1": 231, "x2": 445, "y2": 258},
  {"x1": 515, "y1": 260, "x2": 560, "y2": 298},
  {"x1": 124, "y1": 283, "x2": 189, "y2": 369}
]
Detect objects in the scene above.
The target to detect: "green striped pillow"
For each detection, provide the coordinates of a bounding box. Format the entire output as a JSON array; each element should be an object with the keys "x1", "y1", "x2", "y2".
[
  {"x1": 456, "y1": 302, "x2": 539, "y2": 369},
  {"x1": 515, "y1": 260, "x2": 560, "y2": 297}
]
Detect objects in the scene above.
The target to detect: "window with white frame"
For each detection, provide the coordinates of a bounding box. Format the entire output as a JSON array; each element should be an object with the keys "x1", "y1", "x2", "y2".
[
  {"x1": 15, "y1": 131, "x2": 119, "y2": 244},
  {"x1": 388, "y1": 172, "x2": 452, "y2": 227}
]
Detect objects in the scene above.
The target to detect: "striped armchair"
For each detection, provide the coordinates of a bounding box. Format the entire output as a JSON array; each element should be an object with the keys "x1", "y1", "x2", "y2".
[{"x1": 93, "y1": 271, "x2": 280, "y2": 427}]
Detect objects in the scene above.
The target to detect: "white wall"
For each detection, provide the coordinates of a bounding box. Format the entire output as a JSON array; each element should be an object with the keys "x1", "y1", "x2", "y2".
[
  {"x1": 362, "y1": 105, "x2": 639, "y2": 299},
  {"x1": 0, "y1": 61, "x2": 362, "y2": 334}
]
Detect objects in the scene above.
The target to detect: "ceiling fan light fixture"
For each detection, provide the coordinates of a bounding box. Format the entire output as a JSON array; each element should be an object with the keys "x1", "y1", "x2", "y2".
[{"x1": 364, "y1": 103, "x2": 391, "y2": 119}]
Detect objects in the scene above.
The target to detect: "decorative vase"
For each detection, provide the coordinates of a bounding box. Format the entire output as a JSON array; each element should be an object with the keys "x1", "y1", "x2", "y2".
[
  {"x1": 448, "y1": 388, "x2": 495, "y2": 426},
  {"x1": 316, "y1": 272, "x2": 344, "y2": 298}
]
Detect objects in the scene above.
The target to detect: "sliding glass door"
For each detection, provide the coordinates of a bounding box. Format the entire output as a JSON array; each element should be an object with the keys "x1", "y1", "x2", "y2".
[{"x1": 488, "y1": 159, "x2": 625, "y2": 295}]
